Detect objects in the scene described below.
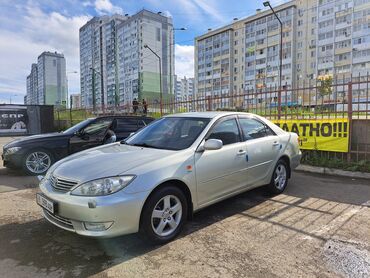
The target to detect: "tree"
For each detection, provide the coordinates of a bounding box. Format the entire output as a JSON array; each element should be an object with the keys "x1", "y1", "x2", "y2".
[{"x1": 317, "y1": 74, "x2": 333, "y2": 98}]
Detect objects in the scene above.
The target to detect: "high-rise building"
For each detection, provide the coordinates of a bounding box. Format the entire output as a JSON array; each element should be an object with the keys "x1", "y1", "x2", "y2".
[
  {"x1": 175, "y1": 75, "x2": 195, "y2": 110},
  {"x1": 79, "y1": 10, "x2": 174, "y2": 110},
  {"x1": 26, "y1": 51, "x2": 67, "y2": 107},
  {"x1": 37, "y1": 51, "x2": 67, "y2": 106},
  {"x1": 70, "y1": 94, "x2": 82, "y2": 109},
  {"x1": 79, "y1": 14, "x2": 126, "y2": 109},
  {"x1": 26, "y1": 63, "x2": 38, "y2": 104},
  {"x1": 194, "y1": 0, "x2": 370, "y2": 109}
]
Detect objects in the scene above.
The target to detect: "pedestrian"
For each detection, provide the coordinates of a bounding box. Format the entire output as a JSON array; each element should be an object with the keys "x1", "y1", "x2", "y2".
[
  {"x1": 133, "y1": 98, "x2": 138, "y2": 114},
  {"x1": 143, "y1": 99, "x2": 148, "y2": 115}
]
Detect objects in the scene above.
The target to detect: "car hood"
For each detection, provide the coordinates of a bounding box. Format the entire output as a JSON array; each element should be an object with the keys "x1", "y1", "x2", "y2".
[
  {"x1": 52, "y1": 143, "x2": 175, "y2": 183},
  {"x1": 4, "y1": 132, "x2": 69, "y2": 148}
]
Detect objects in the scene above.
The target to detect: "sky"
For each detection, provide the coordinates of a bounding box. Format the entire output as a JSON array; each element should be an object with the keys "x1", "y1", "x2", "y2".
[{"x1": 0, "y1": 0, "x2": 287, "y2": 104}]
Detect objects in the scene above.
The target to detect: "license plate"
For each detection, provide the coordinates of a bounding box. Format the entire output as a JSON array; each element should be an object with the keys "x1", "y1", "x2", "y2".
[{"x1": 36, "y1": 193, "x2": 55, "y2": 214}]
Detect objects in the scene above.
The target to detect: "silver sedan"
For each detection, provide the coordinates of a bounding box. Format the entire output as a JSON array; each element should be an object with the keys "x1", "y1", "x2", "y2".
[{"x1": 37, "y1": 112, "x2": 301, "y2": 243}]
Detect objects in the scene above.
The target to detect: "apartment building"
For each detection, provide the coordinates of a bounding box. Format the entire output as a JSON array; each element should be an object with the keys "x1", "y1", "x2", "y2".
[
  {"x1": 79, "y1": 10, "x2": 174, "y2": 110},
  {"x1": 80, "y1": 14, "x2": 127, "y2": 108},
  {"x1": 70, "y1": 94, "x2": 82, "y2": 109},
  {"x1": 26, "y1": 52, "x2": 67, "y2": 106},
  {"x1": 175, "y1": 75, "x2": 195, "y2": 110},
  {"x1": 26, "y1": 63, "x2": 38, "y2": 104},
  {"x1": 195, "y1": 0, "x2": 370, "y2": 110}
]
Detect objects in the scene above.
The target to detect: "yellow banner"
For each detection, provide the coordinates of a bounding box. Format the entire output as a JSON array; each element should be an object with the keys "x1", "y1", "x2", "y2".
[{"x1": 273, "y1": 118, "x2": 349, "y2": 152}]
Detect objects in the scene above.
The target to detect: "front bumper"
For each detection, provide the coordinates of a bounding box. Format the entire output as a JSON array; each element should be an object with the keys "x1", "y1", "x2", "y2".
[
  {"x1": 2, "y1": 152, "x2": 23, "y2": 169},
  {"x1": 38, "y1": 179, "x2": 149, "y2": 238}
]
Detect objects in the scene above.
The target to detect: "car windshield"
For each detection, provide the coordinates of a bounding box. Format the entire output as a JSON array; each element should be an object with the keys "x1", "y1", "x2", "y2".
[
  {"x1": 63, "y1": 118, "x2": 95, "y2": 134},
  {"x1": 125, "y1": 117, "x2": 210, "y2": 150}
]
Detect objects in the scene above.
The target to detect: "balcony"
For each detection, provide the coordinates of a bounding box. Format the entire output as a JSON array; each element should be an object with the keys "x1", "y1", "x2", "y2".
[
  {"x1": 255, "y1": 53, "x2": 266, "y2": 60},
  {"x1": 335, "y1": 47, "x2": 352, "y2": 55},
  {"x1": 335, "y1": 34, "x2": 351, "y2": 42},
  {"x1": 353, "y1": 55, "x2": 370, "y2": 64},
  {"x1": 255, "y1": 63, "x2": 266, "y2": 70},
  {"x1": 335, "y1": 59, "x2": 351, "y2": 67},
  {"x1": 335, "y1": 21, "x2": 351, "y2": 30},
  {"x1": 317, "y1": 62, "x2": 334, "y2": 70}
]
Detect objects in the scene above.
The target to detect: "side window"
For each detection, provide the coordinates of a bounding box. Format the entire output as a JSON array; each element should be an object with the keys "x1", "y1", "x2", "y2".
[
  {"x1": 208, "y1": 118, "x2": 241, "y2": 145},
  {"x1": 239, "y1": 118, "x2": 272, "y2": 140},
  {"x1": 82, "y1": 118, "x2": 112, "y2": 135},
  {"x1": 114, "y1": 118, "x2": 138, "y2": 132}
]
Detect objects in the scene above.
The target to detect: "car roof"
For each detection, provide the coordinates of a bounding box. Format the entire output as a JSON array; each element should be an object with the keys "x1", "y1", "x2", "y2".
[
  {"x1": 165, "y1": 111, "x2": 254, "y2": 119},
  {"x1": 96, "y1": 115, "x2": 154, "y2": 119}
]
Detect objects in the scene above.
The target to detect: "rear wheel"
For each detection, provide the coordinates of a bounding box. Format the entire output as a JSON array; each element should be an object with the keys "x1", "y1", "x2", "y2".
[
  {"x1": 22, "y1": 150, "x2": 53, "y2": 175},
  {"x1": 140, "y1": 186, "x2": 188, "y2": 244},
  {"x1": 267, "y1": 159, "x2": 289, "y2": 194}
]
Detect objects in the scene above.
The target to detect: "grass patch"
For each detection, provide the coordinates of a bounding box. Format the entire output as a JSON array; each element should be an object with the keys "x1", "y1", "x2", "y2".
[{"x1": 302, "y1": 151, "x2": 370, "y2": 173}]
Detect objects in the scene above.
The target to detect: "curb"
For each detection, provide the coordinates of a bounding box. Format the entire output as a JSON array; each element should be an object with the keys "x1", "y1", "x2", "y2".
[{"x1": 295, "y1": 164, "x2": 370, "y2": 180}]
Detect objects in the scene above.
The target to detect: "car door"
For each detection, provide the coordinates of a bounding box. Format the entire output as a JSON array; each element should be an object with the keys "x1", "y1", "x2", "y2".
[
  {"x1": 69, "y1": 118, "x2": 113, "y2": 154},
  {"x1": 113, "y1": 118, "x2": 139, "y2": 140},
  {"x1": 238, "y1": 116, "x2": 281, "y2": 186},
  {"x1": 195, "y1": 116, "x2": 249, "y2": 206}
]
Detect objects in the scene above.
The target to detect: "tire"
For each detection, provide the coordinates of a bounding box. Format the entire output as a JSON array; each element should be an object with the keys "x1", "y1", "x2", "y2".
[
  {"x1": 140, "y1": 186, "x2": 188, "y2": 244},
  {"x1": 22, "y1": 149, "x2": 54, "y2": 176},
  {"x1": 267, "y1": 159, "x2": 289, "y2": 195}
]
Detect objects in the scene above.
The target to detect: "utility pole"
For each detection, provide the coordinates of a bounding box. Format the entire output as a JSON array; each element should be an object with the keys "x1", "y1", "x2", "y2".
[{"x1": 264, "y1": 1, "x2": 283, "y2": 119}]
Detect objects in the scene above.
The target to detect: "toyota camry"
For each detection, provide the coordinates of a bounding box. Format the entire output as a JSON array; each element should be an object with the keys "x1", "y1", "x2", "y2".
[{"x1": 37, "y1": 112, "x2": 301, "y2": 244}]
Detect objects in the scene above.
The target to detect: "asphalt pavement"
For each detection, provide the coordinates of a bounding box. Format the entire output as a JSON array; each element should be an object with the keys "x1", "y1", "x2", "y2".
[{"x1": 1, "y1": 137, "x2": 370, "y2": 278}]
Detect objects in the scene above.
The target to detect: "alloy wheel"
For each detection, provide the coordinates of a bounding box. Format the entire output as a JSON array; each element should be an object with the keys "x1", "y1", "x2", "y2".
[
  {"x1": 151, "y1": 195, "x2": 182, "y2": 237},
  {"x1": 274, "y1": 163, "x2": 287, "y2": 190},
  {"x1": 25, "y1": 151, "x2": 51, "y2": 174}
]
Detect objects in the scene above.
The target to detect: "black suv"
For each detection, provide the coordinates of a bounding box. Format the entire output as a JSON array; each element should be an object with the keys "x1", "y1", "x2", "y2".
[{"x1": 2, "y1": 115, "x2": 154, "y2": 175}]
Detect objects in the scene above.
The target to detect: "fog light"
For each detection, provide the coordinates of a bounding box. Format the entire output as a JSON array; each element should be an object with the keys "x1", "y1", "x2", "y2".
[{"x1": 84, "y1": 221, "x2": 113, "y2": 231}]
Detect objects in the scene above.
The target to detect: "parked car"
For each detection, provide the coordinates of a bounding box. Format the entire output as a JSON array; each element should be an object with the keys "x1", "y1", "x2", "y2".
[
  {"x1": 36, "y1": 112, "x2": 301, "y2": 244},
  {"x1": 2, "y1": 115, "x2": 154, "y2": 175}
]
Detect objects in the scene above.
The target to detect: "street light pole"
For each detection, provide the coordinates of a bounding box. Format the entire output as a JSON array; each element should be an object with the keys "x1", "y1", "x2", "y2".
[
  {"x1": 144, "y1": 44, "x2": 163, "y2": 115},
  {"x1": 169, "y1": 27, "x2": 187, "y2": 106},
  {"x1": 264, "y1": 1, "x2": 283, "y2": 119}
]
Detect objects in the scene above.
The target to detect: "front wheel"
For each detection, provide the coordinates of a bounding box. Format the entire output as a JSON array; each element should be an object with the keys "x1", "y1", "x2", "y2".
[
  {"x1": 267, "y1": 159, "x2": 289, "y2": 194},
  {"x1": 140, "y1": 186, "x2": 188, "y2": 244},
  {"x1": 23, "y1": 150, "x2": 53, "y2": 175}
]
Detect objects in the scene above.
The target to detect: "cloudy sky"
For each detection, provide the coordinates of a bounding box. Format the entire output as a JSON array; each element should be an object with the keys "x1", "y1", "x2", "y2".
[{"x1": 0, "y1": 0, "x2": 286, "y2": 104}]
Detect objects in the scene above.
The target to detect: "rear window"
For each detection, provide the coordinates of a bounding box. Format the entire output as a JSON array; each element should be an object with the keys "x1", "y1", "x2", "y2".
[{"x1": 115, "y1": 118, "x2": 138, "y2": 132}]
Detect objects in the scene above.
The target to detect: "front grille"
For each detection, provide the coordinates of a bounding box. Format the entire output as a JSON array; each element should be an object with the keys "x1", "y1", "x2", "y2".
[
  {"x1": 50, "y1": 176, "x2": 78, "y2": 192},
  {"x1": 43, "y1": 209, "x2": 74, "y2": 231}
]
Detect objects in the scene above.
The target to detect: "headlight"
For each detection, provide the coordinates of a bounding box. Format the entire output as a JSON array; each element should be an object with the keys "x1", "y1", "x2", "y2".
[
  {"x1": 71, "y1": 176, "x2": 136, "y2": 196},
  {"x1": 4, "y1": 147, "x2": 22, "y2": 156}
]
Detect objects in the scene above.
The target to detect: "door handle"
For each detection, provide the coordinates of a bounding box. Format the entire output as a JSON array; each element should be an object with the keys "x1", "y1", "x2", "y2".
[
  {"x1": 237, "y1": 150, "x2": 247, "y2": 155},
  {"x1": 272, "y1": 141, "x2": 280, "y2": 146}
]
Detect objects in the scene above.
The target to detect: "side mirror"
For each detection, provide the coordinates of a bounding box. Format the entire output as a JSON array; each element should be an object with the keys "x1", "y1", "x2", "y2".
[{"x1": 204, "y1": 139, "x2": 223, "y2": 150}]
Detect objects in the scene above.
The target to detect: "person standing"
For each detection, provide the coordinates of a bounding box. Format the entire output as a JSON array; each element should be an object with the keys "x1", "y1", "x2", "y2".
[
  {"x1": 143, "y1": 99, "x2": 148, "y2": 115},
  {"x1": 133, "y1": 98, "x2": 138, "y2": 114}
]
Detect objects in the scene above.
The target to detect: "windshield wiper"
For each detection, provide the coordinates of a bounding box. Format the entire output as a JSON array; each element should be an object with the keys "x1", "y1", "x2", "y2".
[{"x1": 131, "y1": 143, "x2": 161, "y2": 149}]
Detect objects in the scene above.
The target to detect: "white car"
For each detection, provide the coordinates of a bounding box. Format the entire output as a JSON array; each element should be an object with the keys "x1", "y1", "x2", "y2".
[{"x1": 37, "y1": 112, "x2": 301, "y2": 244}]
